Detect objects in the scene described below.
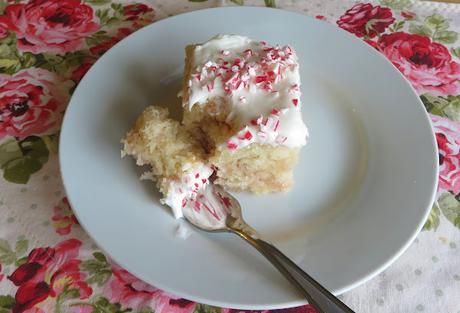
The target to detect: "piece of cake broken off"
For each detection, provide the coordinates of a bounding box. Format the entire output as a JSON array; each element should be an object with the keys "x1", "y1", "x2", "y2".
[
  {"x1": 122, "y1": 106, "x2": 212, "y2": 218},
  {"x1": 181, "y1": 35, "x2": 309, "y2": 193}
]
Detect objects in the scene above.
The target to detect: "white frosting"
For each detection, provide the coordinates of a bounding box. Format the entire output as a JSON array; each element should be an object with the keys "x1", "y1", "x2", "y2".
[
  {"x1": 162, "y1": 164, "x2": 232, "y2": 228},
  {"x1": 226, "y1": 107, "x2": 307, "y2": 150},
  {"x1": 162, "y1": 164, "x2": 228, "y2": 230},
  {"x1": 161, "y1": 163, "x2": 213, "y2": 219},
  {"x1": 186, "y1": 34, "x2": 309, "y2": 150},
  {"x1": 162, "y1": 167, "x2": 230, "y2": 230},
  {"x1": 181, "y1": 184, "x2": 228, "y2": 230},
  {"x1": 164, "y1": 35, "x2": 310, "y2": 224}
]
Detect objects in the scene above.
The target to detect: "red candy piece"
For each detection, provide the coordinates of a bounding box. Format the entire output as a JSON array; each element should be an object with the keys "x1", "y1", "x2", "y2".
[
  {"x1": 255, "y1": 76, "x2": 267, "y2": 83},
  {"x1": 227, "y1": 141, "x2": 238, "y2": 150},
  {"x1": 244, "y1": 131, "x2": 253, "y2": 140},
  {"x1": 274, "y1": 120, "x2": 280, "y2": 131}
]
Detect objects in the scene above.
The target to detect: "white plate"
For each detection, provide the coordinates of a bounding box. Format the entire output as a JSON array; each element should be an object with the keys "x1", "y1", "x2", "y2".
[{"x1": 60, "y1": 7, "x2": 438, "y2": 310}]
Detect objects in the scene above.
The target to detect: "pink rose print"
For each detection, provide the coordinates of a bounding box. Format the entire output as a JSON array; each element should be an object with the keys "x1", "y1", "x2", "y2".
[
  {"x1": 377, "y1": 32, "x2": 460, "y2": 96},
  {"x1": 337, "y1": 3, "x2": 395, "y2": 38},
  {"x1": 52, "y1": 197, "x2": 79, "y2": 235},
  {"x1": 123, "y1": 3, "x2": 154, "y2": 21},
  {"x1": 315, "y1": 15, "x2": 327, "y2": 21},
  {"x1": 104, "y1": 263, "x2": 196, "y2": 313},
  {"x1": 431, "y1": 114, "x2": 460, "y2": 194},
  {"x1": 0, "y1": 68, "x2": 73, "y2": 140},
  {"x1": 0, "y1": 264, "x2": 4, "y2": 282},
  {"x1": 8, "y1": 239, "x2": 92, "y2": 313},
  {"x1": 104, "y1": 263, "x2": 160, "y2": 310},
  {"x1": 0, "y1": 0, "x2": 99, "y2": 54},
  {"x1": 365, "y1": 39, "x2": 380, "y2": 50},
  {"x1": 155, "y1": 293, "x2": 196, "y2": 313},
  {"x1": 401, "y1": 11, "x2": 416, "y2": 20},
  {"x1": 70, "y1": 61, "x2": 94, "y2": 83},
  {"x1": 0, "y1": 25, "x2": 7, "y2": 40}
]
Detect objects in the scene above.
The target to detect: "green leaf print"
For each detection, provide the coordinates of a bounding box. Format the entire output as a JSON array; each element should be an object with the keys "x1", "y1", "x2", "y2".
[
  {"x1": 58, "y1": 287, "x2": 81, "y2": 302},
  {"x1": 420, "y1": 94, "x2": 460, "y2": 121},
  {"x1": 36, "y1": 51, "x2": 92, "y2": 76},
  {"x1": 451, "y1": 47, "x2": 460, "y2": 59},
  {"x1": 434, "y1": 30, "x2": 458, "y2": 44},
  {"x1": 93, "y1": 251, "x2": 107, "y2": 263},
  {"x1": 423, "y1": 203, "x2": 440, "y2": 231},
  {"x1": 425, "y1": 13, "x2": 449, "y2": 32},
  {"x1": 111, "y1": 3, "x2": 123, "y2": 12},
  {"x1": 408, "y1": 23, "x2": 432, "y2": 37},
  {"x1": 42, "y1": 132, "x2": 60, "y2": 154},
  {"x1": 15, "y1": 256, "x2": 28, "y2": 266},
  {"x1": 264, "y1": 0, "x2": 276, "y2": 7},
  {"x1": 81, "y1": 252, "x2": 112, "y2": 286},
  {"x1": 56, "y1": 287, "x2": 82, "y2": 313},
  {"x1": 379, "y1": 0, "x2": 412, "y2": 10},
  {"x1": 3, "y1": 157, "x2": 44, "y2": 184},
  {"x1": 20, "y1": 52, "x2": 37, "y2": 68},
  {"x1": 86, "y1": 31, "x2": 111, "y2": 47},
  {"x1": 80, "y1": 296, "x2": 132, "y2": 313},
  {"x1": 0, "y1": 139, "x2": 23, "y2": 168},
  {"x1": 136, "y1": 308, "x2": 155, "y2": 313},
  {"x1": 95, "y1": 5, "x2": 123, "y2": 27},
  {"x1": 0, "y1": 136, "x2": 49, "y2": 184},
  {"x1": 0, "y1": 31, "x2": 16, "y2": 46},
  {"x1": 43, "y1": 53, "x2": 64, "y2": 65},
  {"x1": 0, "y1": 239, "x2": 15, "y2": 265},
  {"x1": 0, "y1": 295, "x2": 15, "y2": 313},
  {"x1": 0, "y1": 238, "x2": 28, "y2": 265},
  {"x1": 84, "y1": 0, "x2": 111, "y2": 5},
  {"x1": 96, "y1": 8, "x2": 111, "y2": 25},
  {"x1": 408, "y1": 13, "x2": 458, "y2": 44},
  {"x1": 438, "y1": 192, "x2": 460, "y2": 229},
  {"x1": 15, "y1": 238, "x2": 28, "y2": 256},
  {"x1": 86, "y1": 269, "x2": 112, "y2": 286},
  {"x1": 194, "y1": 303, "x2": 221, "y2": 313},
  {"x1": 0, "y1": 2, "x2": 7, "y2": 15},
  {"x1": 0, "y1": 43, "x2": 21, "y2": 74},
  {"x1": 389, "y1": 20, "x2": 405, "y2": 32}
]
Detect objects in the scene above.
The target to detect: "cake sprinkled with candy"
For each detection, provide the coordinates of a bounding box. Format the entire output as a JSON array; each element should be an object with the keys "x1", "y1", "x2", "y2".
[
  {"x1": 182, "y1": 34, "x2": 308, "y2": 193},
  {"x1": 122, "y1": 35, "x2": 309, "y2": 218}
]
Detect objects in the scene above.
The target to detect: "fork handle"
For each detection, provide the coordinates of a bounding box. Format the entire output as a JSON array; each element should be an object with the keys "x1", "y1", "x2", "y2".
[{"x1": 233, "y1": 230, "x2": 355, "y2": 313}]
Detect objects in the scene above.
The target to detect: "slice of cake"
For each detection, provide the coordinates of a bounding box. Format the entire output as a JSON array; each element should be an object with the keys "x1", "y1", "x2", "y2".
[
  {"x1": 122, "y1": 35, "x2": 308, "y2": 219},
  {"x1": 180, "y1": 35, "x2": 308, "y2": 193}
]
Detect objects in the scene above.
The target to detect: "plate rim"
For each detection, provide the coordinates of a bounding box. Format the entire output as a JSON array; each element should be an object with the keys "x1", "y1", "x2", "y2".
[{"x1": 60, "y1": 6, "x2": 439, "y2": 309}]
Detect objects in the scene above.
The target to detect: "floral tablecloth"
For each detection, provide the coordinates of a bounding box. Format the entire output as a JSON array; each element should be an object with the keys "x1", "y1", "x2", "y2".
[{"x1": 0, "y1": 0, "x2": 459, "y2": 312}]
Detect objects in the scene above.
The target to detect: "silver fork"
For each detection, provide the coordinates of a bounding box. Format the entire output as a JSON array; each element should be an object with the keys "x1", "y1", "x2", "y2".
[{"x1": 182, "y1": 185, "x2": 356, "y2": 313}]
